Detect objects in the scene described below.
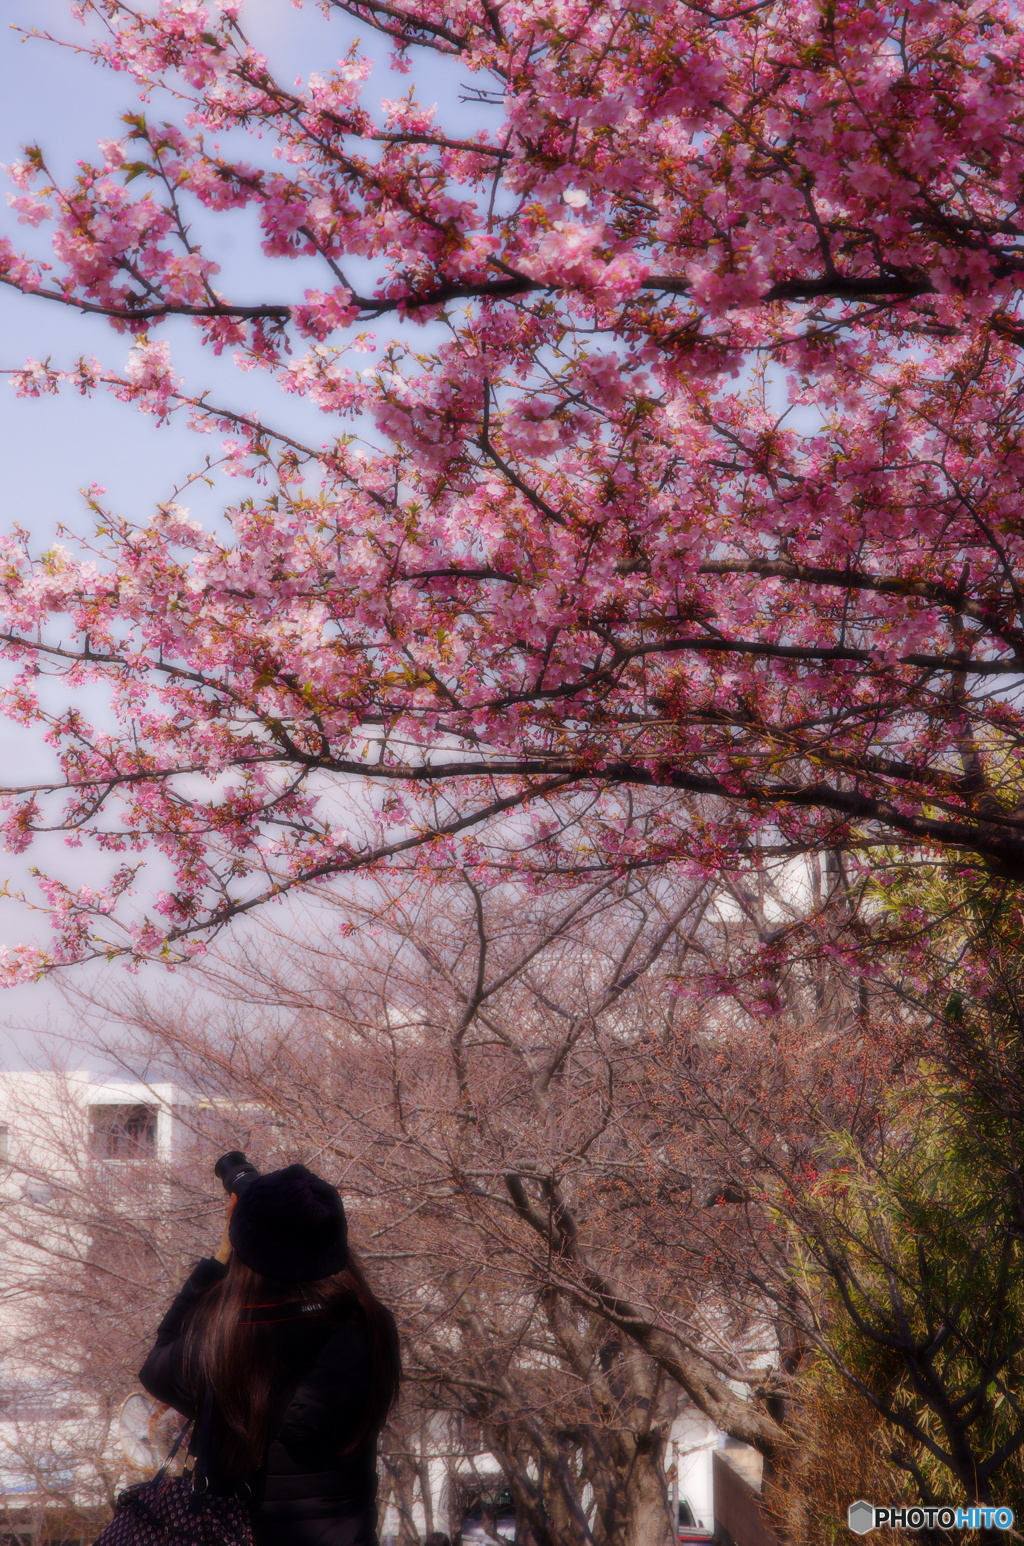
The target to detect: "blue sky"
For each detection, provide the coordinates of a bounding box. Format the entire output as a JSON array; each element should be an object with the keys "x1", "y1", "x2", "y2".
[{"x1": 0, "y1": 0, "x2": 468, "y2": 1059}]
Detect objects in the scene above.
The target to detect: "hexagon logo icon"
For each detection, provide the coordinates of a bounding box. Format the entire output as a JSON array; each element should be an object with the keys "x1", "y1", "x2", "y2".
[{"x1": 847, "y1": 1501, "x2": 875, "y2": 1535}]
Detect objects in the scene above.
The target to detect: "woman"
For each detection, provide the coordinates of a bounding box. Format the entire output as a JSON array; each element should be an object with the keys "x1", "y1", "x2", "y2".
[{"x1": 139, "y1": 1163, "x2": 401, "y2": 1546}]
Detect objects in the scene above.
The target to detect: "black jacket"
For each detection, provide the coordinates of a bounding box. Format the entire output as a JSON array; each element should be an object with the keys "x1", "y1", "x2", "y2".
[{"x1": 139, "y1": 1258, "x2": 382, "y2": 1546}]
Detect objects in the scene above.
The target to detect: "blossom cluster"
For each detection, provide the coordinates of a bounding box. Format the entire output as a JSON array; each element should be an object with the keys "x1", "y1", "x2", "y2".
[{"x1": 1, "y1": 0, "x2": 1024, "y2": 968}]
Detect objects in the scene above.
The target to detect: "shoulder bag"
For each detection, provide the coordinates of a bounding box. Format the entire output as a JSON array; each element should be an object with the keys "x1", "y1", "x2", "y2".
[{"x1": 92, "y1": 1407, "x2": 254, "y2": 1546}]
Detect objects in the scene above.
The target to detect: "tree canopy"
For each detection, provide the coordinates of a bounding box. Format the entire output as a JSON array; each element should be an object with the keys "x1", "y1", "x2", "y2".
[{"x1": 3, "y1": 0, "x2": 1024, "y2": 966}]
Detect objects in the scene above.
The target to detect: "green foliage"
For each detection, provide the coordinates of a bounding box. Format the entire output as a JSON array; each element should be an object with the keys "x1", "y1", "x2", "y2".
[
  {"x1": 785, "y1": 872, "x2": 1024, "y2": 1507},
  {"x1": 805, "y1": 1081, "x2": 1024, "y2": 1504}
]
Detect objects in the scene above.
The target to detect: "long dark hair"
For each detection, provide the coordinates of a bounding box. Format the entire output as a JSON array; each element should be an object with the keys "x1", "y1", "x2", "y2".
[{"x1": 184, "y1": 1248, "x2": 400, "y2": 1479}]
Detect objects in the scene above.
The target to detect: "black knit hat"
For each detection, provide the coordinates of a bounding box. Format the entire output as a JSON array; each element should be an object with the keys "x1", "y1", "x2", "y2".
[{"x1": 228, "y1": 1164, "x2": 348, "y2": 1281}]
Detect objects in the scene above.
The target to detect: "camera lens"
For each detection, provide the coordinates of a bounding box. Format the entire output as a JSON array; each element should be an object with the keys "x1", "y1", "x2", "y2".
[{"x1": 214, "y1": 1150, "x2": 260, "y2": 1195}]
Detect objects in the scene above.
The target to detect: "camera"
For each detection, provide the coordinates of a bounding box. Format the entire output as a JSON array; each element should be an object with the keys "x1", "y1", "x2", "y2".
[{"x1": 214, "y1": 1149, "x2": 260, "y2": 1195}]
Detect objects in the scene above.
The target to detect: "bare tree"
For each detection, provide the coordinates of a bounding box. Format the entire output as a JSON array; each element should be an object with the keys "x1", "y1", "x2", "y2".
[
  {"x1": 71, "y1": 868, "x2": 883, "y2": 1539},
  {"x1": 0, "y1": 1070, "x2": 220, "y2": 1534},
  {"x1": 19, "y1": 858, "x2": 1017, "y2": 1542}
]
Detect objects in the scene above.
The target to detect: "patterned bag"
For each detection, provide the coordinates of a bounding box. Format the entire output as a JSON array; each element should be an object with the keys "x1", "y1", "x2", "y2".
[
  {"x1": 93, "y1": 1419, "x2": 255, "y2": 1546},
  {"x1": 93, "y1": 1474, "x2": 254, "y2": 1546}
]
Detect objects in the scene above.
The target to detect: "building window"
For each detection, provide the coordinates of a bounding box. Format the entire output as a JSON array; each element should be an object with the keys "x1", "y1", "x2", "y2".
[
  {"x1": 89, "y1": 1104, "x2": 157, "y2": 1160},
  {"x1": 0, "y1": 1125, "x2": 9, "y2": 1161}
]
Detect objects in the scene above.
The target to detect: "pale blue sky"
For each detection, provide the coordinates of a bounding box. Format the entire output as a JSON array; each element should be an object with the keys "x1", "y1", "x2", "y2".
[{"x1": 0, "y1": 0, "x2": 474, "y2": 1059}]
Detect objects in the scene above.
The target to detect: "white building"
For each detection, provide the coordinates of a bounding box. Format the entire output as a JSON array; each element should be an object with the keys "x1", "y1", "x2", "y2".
[
  {"x1": 0, "y1": 1069, "x2": 186, "y2": 1171},
  {"x1": 0, "y1": 1071, "x2": 196, "y2": 1537}
]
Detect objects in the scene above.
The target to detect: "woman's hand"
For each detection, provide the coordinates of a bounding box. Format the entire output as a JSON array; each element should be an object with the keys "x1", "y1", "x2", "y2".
[{"x1": 214, "y1": 1193, "x2": 237, "y2": 1265}]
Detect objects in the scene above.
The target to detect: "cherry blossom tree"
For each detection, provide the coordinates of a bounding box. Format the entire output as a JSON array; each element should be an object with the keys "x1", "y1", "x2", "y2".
[{"x1": 2, "y1": 0, "x2": 1024, "y2": 968}]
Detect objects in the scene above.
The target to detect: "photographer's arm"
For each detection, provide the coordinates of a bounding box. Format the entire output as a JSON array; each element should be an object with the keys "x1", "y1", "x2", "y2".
[
  {"x1": 214, "y1": 1193, "x2": 236, "y2": 1265},
  {"x1": 138, "y1": 1198, "x2": 235, "y2": 1413},
  {"x1": 138, "y1": 1256, "x2": 228, "y2": 1414}
]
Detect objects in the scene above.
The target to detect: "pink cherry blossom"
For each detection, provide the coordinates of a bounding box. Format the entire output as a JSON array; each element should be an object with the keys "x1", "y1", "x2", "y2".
[{"x1": 0, "y1": 0, "x2": 1022, "y2": 969}]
